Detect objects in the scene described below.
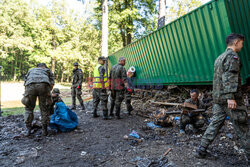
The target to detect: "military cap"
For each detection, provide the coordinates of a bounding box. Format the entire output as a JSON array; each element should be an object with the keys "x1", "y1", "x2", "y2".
[
  {"x1": 37, "y1": 63, "x2": 47, "y2": 68},
  {"x1": 98, "y1": 56, "x2": 106, "y2": 61},
  {"x1": 73, "y1": 62, "x2": 79, "y2": 66},
  {"x1": 52, "y1": 88, "x2": 60, "y2": 94},
  {"x1": 118, "y1": 57, "x2": 125, "y2": 62}
]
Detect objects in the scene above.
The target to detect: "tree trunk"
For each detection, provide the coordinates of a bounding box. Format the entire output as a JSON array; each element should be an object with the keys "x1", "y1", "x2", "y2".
[
  {"x1": 51, "y1": 58, "x2": 56, "y2": 74},
  {"x1": 158, "y1": 0, "x2": 166, "y2": 29},
  {"x1": 126, "y1": 0, "x2": 133, "y2": 45},
  {"x1": 19, "y1": 50, "x2": 23, "y2": 81},
  {"x1": 101, "y1": 0, "x2": 108, "y2": 58},
  {"x1": 11, "y1": 55, "x2": 14, "y2": 78},
  {"x1": 13, "y1": 51, "x2": 18, "y2": 81},
  {"x1": 61, "y1": 65, "x2": 64, "y2": 82}
]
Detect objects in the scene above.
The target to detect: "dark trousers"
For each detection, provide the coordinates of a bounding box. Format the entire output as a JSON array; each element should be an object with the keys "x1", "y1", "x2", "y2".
[
  {"x1": 92, "y1": 89, "x2": 108, "y2": 117},
  {"x1": 110, "y1": 90, "x2": 124, "y2": 116},
  {"x1": 71, "y1": 87, "x2": 83, "y2": 106},
  {"x1": 24, "y1": 83, "x2": 51, "y2": 127}
]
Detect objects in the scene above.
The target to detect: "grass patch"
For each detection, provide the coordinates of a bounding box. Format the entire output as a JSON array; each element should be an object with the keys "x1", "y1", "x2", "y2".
[
  {"x1": 2, "y1": 106, "x2": 39, "y2": 117},
  {"x1": 1, "y1": 97, "x2": 91, "y2": 117}
]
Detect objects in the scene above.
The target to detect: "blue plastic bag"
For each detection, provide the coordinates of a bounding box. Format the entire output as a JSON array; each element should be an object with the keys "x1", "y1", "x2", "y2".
[
  {"x1": 146, "y1": 122, "x2": 162, "y2": 129},
  {"x1": 50, "y1": 102, "x2": 78, "y2": 132},
  {"x1": 129, "y1": 130, "x2": 140, "y2": 139}
]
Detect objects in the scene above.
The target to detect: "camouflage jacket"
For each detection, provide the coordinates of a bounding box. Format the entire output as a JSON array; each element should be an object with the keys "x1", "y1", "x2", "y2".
[
  {"x1": 52, "y1": 95, "x2": 63, "y2": 106},
  {"x1": 109, "y1": 64, "x2": 127, "y2": 90},
  {"x1": 72, "y1": 68, "x2": 83, "y2": 87},
  {"x1": 213, "y1": 48, "x2": 242, "y2": 104},
  {"x1": 24, "y1": 67, "x2": 54, "y2": 86},
  {"x1": 185, "y1": 98, "x2": 205, "y2": 109}
]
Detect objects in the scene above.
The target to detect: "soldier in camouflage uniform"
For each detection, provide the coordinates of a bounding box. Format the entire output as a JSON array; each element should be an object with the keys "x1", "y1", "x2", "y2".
[
  {"x1": 71, "y1": 62, "x2": 85, "y2": 110},
  {"x1": 109, "y1": 57, "x2": 127, "y2": 119},
  {"x1": 180, "y1": 89, "x2": 205, "y2": 134},
  {"x1": 92, "y1": 57, "x2": 109, "y2": 119},
  {"x1": 125, "y1": 66, "x2": 136, "y2": 115},
  {"x1": 194, "y1": 33, "x2": 249, "y2": 162},
  {"x1": 22, "y1": 63, "x2": 54, "y2": 136}
]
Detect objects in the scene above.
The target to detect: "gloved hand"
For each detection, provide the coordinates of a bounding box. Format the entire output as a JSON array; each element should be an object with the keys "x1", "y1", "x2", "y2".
[
  {"x1": 77, "y1": 85, "x2": 80, "y2": 89},
  {"x1": 127, "y1": 88, "x2": 131, "y2": 93}
]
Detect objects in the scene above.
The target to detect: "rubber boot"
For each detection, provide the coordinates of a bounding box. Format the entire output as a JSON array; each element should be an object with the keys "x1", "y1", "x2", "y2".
[
  {"x1": 103, "y1": 110, "x2": 110, "y2": 120},
  {"x1": 42, "y1": 124, "x2": 48, "y2": 136}
]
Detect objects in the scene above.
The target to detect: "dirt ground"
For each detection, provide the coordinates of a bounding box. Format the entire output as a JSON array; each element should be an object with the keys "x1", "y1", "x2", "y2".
[{"x1": 0, "y1": 99, "x2": 248, "y2": 167}]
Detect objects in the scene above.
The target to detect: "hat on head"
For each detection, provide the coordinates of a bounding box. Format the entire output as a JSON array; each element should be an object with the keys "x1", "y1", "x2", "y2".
[
  {"x1": 98, "y1": 56, "x2": 106, "y2": 61},
  {"x1": 52, "y1": 88, "x2": 60, "y2": 94},
  {"x1": 73, "y1": 62, "x2": 79, "y2": 66}
]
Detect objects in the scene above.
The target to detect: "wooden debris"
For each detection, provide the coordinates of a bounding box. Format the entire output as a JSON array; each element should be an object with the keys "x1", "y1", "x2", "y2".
[
  {"x1": 160, "y1": 148, "x2": 172, "y2": 161},
  {"x1": 83, "y1": 97, "x2": 93, "y2": 102},
  {"x1": 150, "y1": 101, "x2": 183, "y2": 107},
  {"x1": 183, "y1": 102, "x2": 197, "y2": 110}
]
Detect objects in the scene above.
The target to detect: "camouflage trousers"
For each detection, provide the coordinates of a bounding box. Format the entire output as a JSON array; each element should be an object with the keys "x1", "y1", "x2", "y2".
[
  {"x1": 110, "y1": 90, "x2": 124, "y2": 116},
  {"x1": 92, "y1": 89, "x2": 108, "y2": 116},
  {"x1": 125, "y1": 90, "x2": 133, "y2": 113},
  {"x1": 24, "y1": 83, "x2": 52, "y2": 128},
  {"x1": 180, "y1": 113, "x2": 205, "y2": 131},
  {"x1": 71, "y1": 87, "x2": 83, "y2": 106},
  {"x1": 201, "y1": 103, "x2": 249, "y2": 156}
]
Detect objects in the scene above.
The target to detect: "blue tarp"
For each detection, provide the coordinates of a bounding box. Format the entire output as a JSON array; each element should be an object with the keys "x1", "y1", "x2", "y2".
[{"x1": 49, "y1": 102, "x2": 78, "y2": 132}]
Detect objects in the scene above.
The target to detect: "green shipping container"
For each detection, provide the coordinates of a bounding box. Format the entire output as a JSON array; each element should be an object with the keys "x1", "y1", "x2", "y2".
[{"x1": 108, "y1": 0, "x2": 250, "y2": 86}]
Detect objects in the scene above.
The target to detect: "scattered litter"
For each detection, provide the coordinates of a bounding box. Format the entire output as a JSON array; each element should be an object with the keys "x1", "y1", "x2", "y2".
[
  {"x1": 226, "y1": 133, "x2": 233, "y2": 139},
  {"x1": 16, "y1": 148, "x2": 38, "y2": 164},
  {"x1": 137, "y1": 158, "x2": 152, "y2": 167},
  {"x1": 146, "y1": 122, "x2": 162, "y2": 129},
  {"x1": 129, "y1": 130, "x2": 140, "y2": 139},
  {"x1": 123, "y1": 135, "x2": 129, "y2": 140},
  {"x1": 160, "y1": 148, "x2": 172, "y2": 161},
  {"x1": 174, "y1": 117, "x2": 180, "y2": 120},
  {"x1": 80, "y1": 151, "x2": 87, "y2": 156}
]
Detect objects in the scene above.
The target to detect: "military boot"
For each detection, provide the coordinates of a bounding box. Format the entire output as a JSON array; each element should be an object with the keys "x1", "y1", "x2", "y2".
[
  {"x1": 103, "y1": 110, "x2": 110, "y2": 120},
  {"x1": 193, "y1": 146, "x2": 217, "y2": 159},
  {"x1": 92, "y1": 109, "x2": 99, "y2": 118},
  {"x1": 70, "y1": 105, "x2": 76, "y2": 110},
  {"x1": 42, "y1": 124, "x2": 48, "y2": 136},
  {"x1": 24, "y1": 126, "x2": 32, "y2": 137},
  {"x1": 71, "y1": 97, "x2": 76, "y2": 110},
  {"x1": 128, "y1": 106, "x2": 133, "y2": 115},
  {"x1": 115, "y1": 107, "x2": 121, "y2": 119},
  {"x1": 109, "y1": 102, "x2": 115, "y2": 117},
  {"x1": 80, "y1": 102, "x2": 85, "y2": 111},
  {"x1": 193, "y1": 146, "x2": 207, "y2": 158}
]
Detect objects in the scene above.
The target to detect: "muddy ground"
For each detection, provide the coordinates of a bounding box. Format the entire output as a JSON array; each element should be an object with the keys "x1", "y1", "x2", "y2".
[{"x1": 0, "y1": 99, "x2": 248, "y2": 167}]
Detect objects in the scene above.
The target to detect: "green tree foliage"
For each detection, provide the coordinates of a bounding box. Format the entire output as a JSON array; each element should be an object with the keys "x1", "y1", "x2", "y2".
[
  {"x1": 0, "y1": 0, "x2": 101, "y2": 81},
  {"x1": 94, "y1": 0, "x2": 158, "y2": 53},
  {"x1": 167, "y1": 0, "x2": 203, "y2": 22}
]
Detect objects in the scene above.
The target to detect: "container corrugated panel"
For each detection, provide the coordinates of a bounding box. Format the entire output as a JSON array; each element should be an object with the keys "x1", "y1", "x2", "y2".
[
  {"x1": 225, "y1": 0, "x2": 250, "y2": 83},
  {"x1": 108, "y1": 0, "x2": 250, "y2": 85}
]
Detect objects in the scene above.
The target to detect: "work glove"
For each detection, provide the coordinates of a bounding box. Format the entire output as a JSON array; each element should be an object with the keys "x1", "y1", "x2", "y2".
[
  {"x1": 127, "y1": 88, "x2": 132, "y2": 93},
  {"x1": 77, "y1": 85, "x2": 80, "y2": 89}
]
